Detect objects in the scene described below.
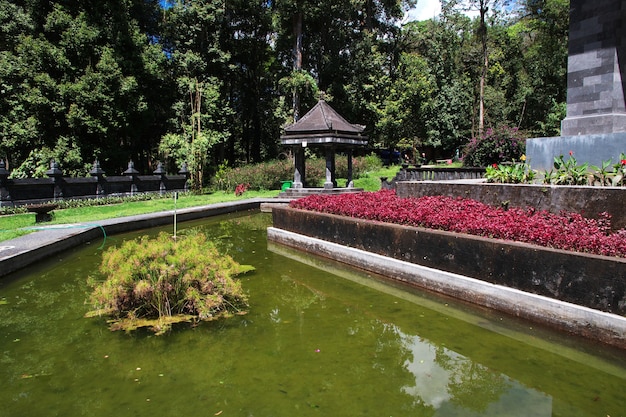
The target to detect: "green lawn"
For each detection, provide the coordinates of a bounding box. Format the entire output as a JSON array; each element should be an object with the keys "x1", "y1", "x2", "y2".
[
  {"x1": 0, "y1": 165, "x2": 401, "y2": 243},
  {"x1": 0, "y1": 190, "x2": 279, "y2": 242}
]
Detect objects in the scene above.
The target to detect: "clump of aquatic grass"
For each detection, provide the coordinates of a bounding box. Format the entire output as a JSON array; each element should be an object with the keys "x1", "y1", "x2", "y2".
[{"x1": 85, "y1": 231, "x2": 254, "y2": 335}]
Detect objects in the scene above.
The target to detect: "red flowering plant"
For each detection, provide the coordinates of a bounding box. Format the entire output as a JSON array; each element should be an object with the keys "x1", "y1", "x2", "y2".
[
  {"x1": 290, "y1": 190, "x2": 626, "y2": 258},
  {"x1": 234, "y1": 183, "x2": 250, "y2": 196}
]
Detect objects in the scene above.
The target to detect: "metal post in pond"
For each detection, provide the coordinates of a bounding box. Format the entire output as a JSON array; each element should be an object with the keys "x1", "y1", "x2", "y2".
[{"x1": 173, "y1": 192, "x2": 178, "y2": 240}]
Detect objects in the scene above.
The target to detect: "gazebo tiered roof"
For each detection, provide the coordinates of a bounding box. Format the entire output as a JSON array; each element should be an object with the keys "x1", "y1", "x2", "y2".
[{"x1": 280, "y1": 99, "x2": 368, "y2": 146}]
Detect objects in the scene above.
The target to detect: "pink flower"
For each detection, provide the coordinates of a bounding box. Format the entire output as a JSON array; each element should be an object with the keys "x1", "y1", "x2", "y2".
[
  {"x1": 621, "y1": 159, "x2": 626, "y2": 165},
  {"x1": 569, "y1": 150, "x2": 573, "y2": 156},
  {"x1": 492, "y1": 163, "x2": 498, "y2": 168}
]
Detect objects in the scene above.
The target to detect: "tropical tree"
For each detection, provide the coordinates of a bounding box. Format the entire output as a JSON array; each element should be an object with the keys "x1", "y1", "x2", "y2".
[
  {"x1": 517, "y1": 0, "x2": 569, "y2": 136},
  {"x1": 0, "y1": 0, "x2": 168, "y2": 176},
  {"x1": 159, "y1": 0, "x2": 231, "y2": 189},
  {"x1": 400, "y1": 12, "x2": 475, "y2": 155},
  {"x1": 0, "y1": 0, "x2": 569, "y2": 178},
  {"x1": 221, "y1": 0, "x2": 282, "y2": 163}
]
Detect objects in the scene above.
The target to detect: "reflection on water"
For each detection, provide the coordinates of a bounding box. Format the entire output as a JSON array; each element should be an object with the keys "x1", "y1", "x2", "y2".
[
  {"x1": 400, "y1": 331, "x2": 551, "y2": 416},
  {"x1": 0, "y1": 211, "x2": 624, "y2": 417}
]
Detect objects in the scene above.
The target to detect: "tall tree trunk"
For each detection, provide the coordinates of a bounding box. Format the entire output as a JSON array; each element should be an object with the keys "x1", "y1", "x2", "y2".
[
  {"x1": 478, "y1": 0, "x2": 488, "y2": 136},
  {"x1": 190, "y1": 78, "x2": 203, "y2": 190},
  {"x1": 292, "y1": 11, "x2": 303, "y2": 121}
]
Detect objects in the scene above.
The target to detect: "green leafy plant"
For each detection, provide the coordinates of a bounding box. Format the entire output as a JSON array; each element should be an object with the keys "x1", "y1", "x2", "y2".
[
  {"x1": 485, "y1": 160, "x2": 536, "y2": 184},
  {"x1": 589, "y1": 159, "x2": 615, "y2": 186},
  {"x1": 543, "y1": 152, "x2": 589, "y2": 185},
  {"x1": 85, "y1": 231, "x2": 254, "y2": 335},
  {"x1": 594, "y1": 153, "x2": 626, "y2": 187},
  {"x1": 613, "y1": 154, "x2": 626, "y2": 186}
]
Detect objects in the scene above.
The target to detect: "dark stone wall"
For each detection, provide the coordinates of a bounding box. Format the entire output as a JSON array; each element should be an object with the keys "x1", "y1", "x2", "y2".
[
  {"x1": 0, "y1": 175, "x2": 188, "y2": 206},
  {"x1": 272, "y1": 206, "x2": 626, "y2": 315},
  {"x1": 561, "y1": 0, "x2": 626, "y2": 135},
  {"x1": 395, "y1": 181, "x2": 626, "y2": 230}
]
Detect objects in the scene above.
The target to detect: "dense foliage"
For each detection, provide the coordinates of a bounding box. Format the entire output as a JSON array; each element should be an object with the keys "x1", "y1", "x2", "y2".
[
  {"x1": 290, "y1": 190, "x2": 626, "y2": 257},
  {"x1": 1, "y1": 0, "x2": 568, "y2": 181},
  {"x1": 86, "y1": 231, "x2": 254, "y2": 334},
  {"x1": 462, "y1": 125, "x2": 526, "y2": 167},
  {"x1": 212, "y1": 154, "x2": 383, "y2": 191}
]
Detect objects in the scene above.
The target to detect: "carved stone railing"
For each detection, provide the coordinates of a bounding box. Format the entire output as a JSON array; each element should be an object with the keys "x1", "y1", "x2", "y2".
[
  {"x1": 381, "y1": 166, "x2": 486, "y2": 189},
  {"x1": 0, "y1": 159, "x2": 190, "y2": 207}
]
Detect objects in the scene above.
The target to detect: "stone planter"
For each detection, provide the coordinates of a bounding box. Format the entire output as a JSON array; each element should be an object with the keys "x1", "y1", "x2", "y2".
[
  {"x1": 26, "y1": 203, "x2": 58, "y2": 223},
  {"x1": 271, "y1": 206, "x2": 626, "y2": 314}
]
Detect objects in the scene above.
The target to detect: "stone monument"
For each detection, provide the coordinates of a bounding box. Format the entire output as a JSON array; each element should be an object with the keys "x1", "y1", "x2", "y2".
[{"x1": 526, "y1": 0, "x2": 626, "y2": 171}]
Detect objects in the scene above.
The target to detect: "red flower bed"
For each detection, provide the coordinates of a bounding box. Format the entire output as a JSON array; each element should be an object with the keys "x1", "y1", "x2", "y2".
[{"x1": 290, "y1": 190, "x2": 626, "y2": 258}]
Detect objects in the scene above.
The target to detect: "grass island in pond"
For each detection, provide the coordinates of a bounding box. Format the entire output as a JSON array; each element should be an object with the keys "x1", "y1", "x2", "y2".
[{"x1": 85, "y1": 231, "x2": 255, "y2": 335}]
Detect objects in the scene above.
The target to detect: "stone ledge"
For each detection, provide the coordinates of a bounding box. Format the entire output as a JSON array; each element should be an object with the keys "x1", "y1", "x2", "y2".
[{"x1": 267, "y1": 226, "x2": 626, "y2": 349}]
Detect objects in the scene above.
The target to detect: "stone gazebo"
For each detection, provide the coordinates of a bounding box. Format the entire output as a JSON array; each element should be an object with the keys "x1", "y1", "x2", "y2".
[{"x1": 280, "y1": 98, "x2": 368, "y2": 196}]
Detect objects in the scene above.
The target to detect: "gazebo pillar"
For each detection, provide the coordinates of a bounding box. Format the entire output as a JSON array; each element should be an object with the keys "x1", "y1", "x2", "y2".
[
  {"x1": 293, "y1": 146, "x2": 305, "y2": 188},
  {"x1": 324, "y1": 147, "x2": 336, "y2": 189},
  {"x1": 346, "y1": 149, "x2": 354, "y2": 188}
]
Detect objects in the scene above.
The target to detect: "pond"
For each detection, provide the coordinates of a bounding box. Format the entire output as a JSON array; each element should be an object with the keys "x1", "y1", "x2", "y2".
[{"x1": 1, "y1": 211, "x2": 625, "y2": 417}]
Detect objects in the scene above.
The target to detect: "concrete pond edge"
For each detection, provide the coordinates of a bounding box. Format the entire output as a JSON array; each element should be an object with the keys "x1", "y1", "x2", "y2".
[
  {"x1": 0, "y1": 198, "x2": 290, "y2": 278},
  {"x1": 267, "y1": 226, "x2": 626, "y2": 349}
]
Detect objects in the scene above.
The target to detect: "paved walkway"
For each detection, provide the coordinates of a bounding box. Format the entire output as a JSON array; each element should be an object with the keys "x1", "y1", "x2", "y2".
[{"x1": 0, "y1": 198, "x2": 291, "y2": 278}]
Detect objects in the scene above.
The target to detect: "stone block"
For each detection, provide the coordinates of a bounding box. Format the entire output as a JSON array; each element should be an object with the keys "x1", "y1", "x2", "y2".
[{"x1": 526, "y1": 132, "x2": 626, "y2": 171}]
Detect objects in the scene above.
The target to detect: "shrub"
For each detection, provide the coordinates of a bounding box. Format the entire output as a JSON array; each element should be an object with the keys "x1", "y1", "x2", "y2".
[
  {"x1": 211, "y1": 154, "x2": 383, "y2": 191},
  {"x1": 85, "y1": 231, "x2": 254, "y2": 335},
  {"x1": 463, "y1": 125, "x2": 526, "y2": 167},
  {"x1": 211, "y1": 159, "x2": 293, "y2": 191},
  {"x1": 485, "y1": 160, "x2": 536, "y2": 184}
]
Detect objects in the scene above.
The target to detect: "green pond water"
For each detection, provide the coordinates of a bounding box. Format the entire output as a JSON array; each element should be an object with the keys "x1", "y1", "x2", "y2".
[{"x1": 1, "y1": 211, "x2": 625, "y2": 417}]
